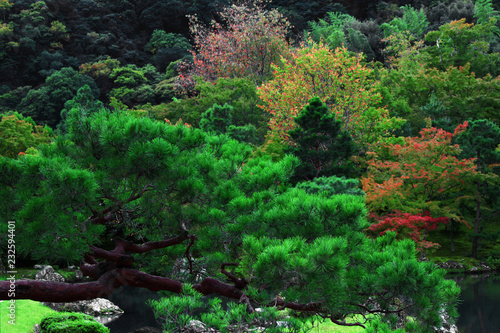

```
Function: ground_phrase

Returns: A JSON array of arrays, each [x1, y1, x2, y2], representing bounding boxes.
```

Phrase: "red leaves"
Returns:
[[176, 3, 291, 93], [362, 122, 477, 218], [367, 211, 449, 250]]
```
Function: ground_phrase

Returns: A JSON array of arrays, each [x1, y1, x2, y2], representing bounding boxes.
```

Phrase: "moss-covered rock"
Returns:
[[39, 312, 109, 333]]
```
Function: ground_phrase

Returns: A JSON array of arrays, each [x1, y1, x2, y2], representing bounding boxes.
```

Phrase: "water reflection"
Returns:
[[101, 274, 500, 333], [453, 274, 500, 333], [104, 286, 163, 333]]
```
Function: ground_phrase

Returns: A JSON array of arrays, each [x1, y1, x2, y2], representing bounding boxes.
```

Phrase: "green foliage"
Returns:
[[59, 84, 105, 134], [34, 51, 79, 79], [423, 18, 500, 77], [226, 124, 257, 145], [0, 107, 460, 330], [296, 176, 365, 197], [380, 5, 430, 39], [199, 103, 258, 144], [199, 103, 233, 135], [455, 119, 500, 254], [308, 11, 355, 50], [149, 285, 309, 333], [150, 77, 268, 142], [0, 111, 52, 157], [307, 12, 377, 60], [146, 30, 189, 54], [456, 119, 500, 172], [145, 30, 191, 71], [40, 312, 109, 333], [19, 67, 99, 128], [380, 39, 500, 134], [474, 0, 500, 24], [285, 97, 359, 182], [108, 64, 168, 106], [240, 232, 459, 331]]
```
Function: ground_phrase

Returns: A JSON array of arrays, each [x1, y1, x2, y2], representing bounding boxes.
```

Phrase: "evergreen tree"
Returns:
[[199, 103, 233, 135], [200, 103, 257, 144], [58, 84, 105, 134], [0, 90, 458, 332], [296, 175, 365, 197], [456, 119, 500, 258], [286, 97, 358, 182]]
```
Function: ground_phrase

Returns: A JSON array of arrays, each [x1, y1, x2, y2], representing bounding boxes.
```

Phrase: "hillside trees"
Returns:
[[423, 18, 500, 77], [379, 22, 500, 135], [150, 77, 269, 143], [380, 5, 429, 39], [307, 11, 381, 61], [0, 108, 459, 331], [19, 67, 99, 127], [0, 112, 52, 157]]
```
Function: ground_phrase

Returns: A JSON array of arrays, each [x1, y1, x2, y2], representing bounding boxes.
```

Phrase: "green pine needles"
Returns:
[[285, 97, 359, 183], [0, 105, 460, 332]]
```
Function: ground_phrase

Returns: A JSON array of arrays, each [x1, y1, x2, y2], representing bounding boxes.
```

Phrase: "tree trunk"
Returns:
[[450, 219, 455, 252], [471, 182, 482, 259]]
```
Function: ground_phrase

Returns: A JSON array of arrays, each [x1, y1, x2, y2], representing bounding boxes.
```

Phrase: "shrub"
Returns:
[[40, 312, 109, 333]]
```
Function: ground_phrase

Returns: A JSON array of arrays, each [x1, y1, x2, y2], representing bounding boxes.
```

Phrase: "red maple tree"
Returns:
[[367, 211, 449, 250], [361, 122, 477, 220]]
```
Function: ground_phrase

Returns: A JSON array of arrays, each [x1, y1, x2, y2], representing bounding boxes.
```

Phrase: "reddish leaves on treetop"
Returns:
[[362, 122, 477, 217], [367, 211, 449, 250], [175, 2, 291, 95]]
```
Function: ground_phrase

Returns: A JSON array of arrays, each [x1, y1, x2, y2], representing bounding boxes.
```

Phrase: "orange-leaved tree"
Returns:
[[361, 122, 477, 220], [257, 42, 404, 150]]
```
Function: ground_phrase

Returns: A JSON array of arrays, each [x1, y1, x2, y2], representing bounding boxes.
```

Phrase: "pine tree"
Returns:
[[285, 97, 358, 182], [0, 107, 459, 331]]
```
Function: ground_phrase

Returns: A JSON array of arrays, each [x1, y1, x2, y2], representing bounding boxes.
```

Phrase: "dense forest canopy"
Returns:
[[1, 0, 500, 332]]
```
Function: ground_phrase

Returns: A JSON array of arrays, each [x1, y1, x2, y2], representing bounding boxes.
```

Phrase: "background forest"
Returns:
[[1, 0, 500, 332]]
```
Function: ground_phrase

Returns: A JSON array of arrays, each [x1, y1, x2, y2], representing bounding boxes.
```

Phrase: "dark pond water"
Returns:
[[454, 273, 500, 333], [101, 274, 500, 333], [104, 286, 163, 333]]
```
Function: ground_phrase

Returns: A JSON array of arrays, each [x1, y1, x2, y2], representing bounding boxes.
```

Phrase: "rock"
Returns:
[[74, 269, 84, 280], [183, 320, 208, 333], [94, 313, 122, 326], [435, 260, 464, 270], [433, 312, 459, 333], [43, 298, 124, 317], [130, 327, 162, 333], [32, 324, 41, 333], [468, 262, 492, 273], [182, 320, 219, 333], [35, 265, 65, 282]]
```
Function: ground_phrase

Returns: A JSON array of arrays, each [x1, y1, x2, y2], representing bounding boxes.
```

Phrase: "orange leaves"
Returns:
[[257, 42, 404, 150], [362, 122, 477, 217]]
